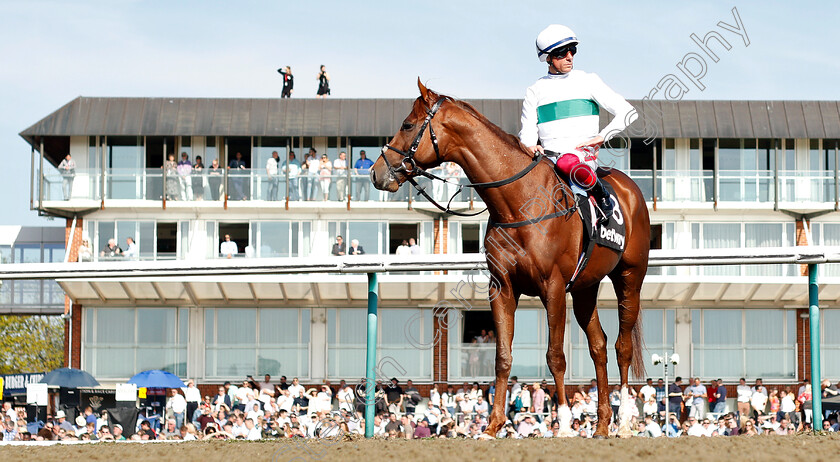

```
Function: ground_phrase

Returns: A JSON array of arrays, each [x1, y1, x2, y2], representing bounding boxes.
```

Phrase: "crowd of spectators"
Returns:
[[56, 147, 468, 204], [3, 376, 838, 443]]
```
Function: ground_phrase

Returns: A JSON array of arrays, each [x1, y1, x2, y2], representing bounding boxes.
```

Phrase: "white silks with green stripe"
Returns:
[[519, 69, 637, 157]]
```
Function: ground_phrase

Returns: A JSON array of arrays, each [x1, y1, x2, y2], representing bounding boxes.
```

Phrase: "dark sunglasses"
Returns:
[[549, 45, 577, 60]]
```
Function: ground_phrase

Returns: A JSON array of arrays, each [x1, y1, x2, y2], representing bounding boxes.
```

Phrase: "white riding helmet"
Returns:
[[535, 25, 579, 62]]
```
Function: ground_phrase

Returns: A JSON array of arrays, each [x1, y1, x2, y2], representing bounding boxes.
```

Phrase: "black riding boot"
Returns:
[[591, 178, 614, 222]]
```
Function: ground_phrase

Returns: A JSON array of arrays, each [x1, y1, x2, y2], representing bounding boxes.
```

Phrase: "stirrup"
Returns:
[[596, 197, 613, 222]]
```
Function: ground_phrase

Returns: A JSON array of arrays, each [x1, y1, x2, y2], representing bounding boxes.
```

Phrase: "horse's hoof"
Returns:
[[593, 434, 606, 440], [476, 433, 495, 441]]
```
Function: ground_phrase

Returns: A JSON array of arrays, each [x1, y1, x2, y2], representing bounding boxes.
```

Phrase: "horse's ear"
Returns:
[[417, 78, 435, 107]]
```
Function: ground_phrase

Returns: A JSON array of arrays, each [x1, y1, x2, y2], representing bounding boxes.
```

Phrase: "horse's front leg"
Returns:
[[572, 284, 611, 438], [481, 282, 519, 439]]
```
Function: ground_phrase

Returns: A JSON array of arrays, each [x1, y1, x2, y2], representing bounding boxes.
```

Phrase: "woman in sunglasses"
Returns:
[[520, 24, 638, 222]]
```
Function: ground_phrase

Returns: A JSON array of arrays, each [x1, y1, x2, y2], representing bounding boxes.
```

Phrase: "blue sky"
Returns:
[[1, 0, 838, 225]]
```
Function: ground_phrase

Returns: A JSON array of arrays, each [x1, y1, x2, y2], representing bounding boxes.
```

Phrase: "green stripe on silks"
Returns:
[[537, 99, 599, 124]]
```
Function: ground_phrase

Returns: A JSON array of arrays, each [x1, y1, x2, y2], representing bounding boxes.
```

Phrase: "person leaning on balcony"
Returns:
[[319, 154, 333, 201], [282, 152, 301, 201], [77, 239, 93, 262], [192, 156, 205, 200], [333, 151, 348, 201], [348, 239, 365, 255], [100, 238, 122, 258], [228, 152, 247, 200], [220, 234, 238, 258], [331, 235, 345, 256], [208, 158, 223, 200], [58, 153, 76, 200], [266, 151, 280, 201], [177, 152, 193, 201], [164, 154, 179, 200], [123, 237, 138, 260], [353, 150, 374, 201]]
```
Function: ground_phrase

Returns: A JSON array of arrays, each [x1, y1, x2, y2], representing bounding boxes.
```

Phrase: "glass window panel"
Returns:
[[259, 222, 291, 257], [45, 244, 65, 263], [329, 308, 366, 378], [701, 223, 740, 275], [18, 245, 41, 263], [179, 221, 190, 259], [718, 139, 743, 170], [139, 221, 155, 260], [259, 309, 298, 343], [301, 222, 311, 257], [348, 222, 382, 254], [745, 310, 782, 345], [137, 308, 176, 344], [97, 222, 115, 259], [209, 308, 257, 377], [702, 310, 742, 345], [96, 309, 135, 345], [823, 310, 840, 378], [379, 308, 432, 379], [258, 309, 307, 377], [745, 223, 783, 276]]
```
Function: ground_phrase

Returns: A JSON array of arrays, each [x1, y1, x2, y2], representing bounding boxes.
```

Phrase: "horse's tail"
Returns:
[[630, 315, 646, 380]]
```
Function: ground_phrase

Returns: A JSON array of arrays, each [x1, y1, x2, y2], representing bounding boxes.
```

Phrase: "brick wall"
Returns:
[[796, 218, 808, 276], [797, 307, 811, 382], [433, 309, 449, 383], [64, 304, 82, 368]]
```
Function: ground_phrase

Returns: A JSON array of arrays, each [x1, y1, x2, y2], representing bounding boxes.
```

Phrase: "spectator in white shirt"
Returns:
[[429, 384, 441, 408], [167, 389, 188, 430], [183, 380, 202, 423], [338, 385, 355, 413], [736, 377, 752, 421], [644, 415, 662, 437], [123, 237, 139, 260], [288, 377, 306, 409], [686, 416, 704, 436], [220, 234, 238, 258], [246, 403, 264, 422]]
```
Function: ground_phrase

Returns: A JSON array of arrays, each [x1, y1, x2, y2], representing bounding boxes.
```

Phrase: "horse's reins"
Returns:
[[379, 98, 570, 221]]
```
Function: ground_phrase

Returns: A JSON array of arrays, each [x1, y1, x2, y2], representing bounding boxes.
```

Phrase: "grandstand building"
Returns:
[[18, 97, 840, 391]]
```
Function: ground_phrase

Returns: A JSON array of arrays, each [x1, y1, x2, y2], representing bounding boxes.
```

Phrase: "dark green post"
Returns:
[[364, 272, 378, 438], [808, 263, 822, 432]]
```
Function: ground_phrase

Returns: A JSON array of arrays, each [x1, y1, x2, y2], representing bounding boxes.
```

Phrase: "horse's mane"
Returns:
[[447, 98, 526, 152]]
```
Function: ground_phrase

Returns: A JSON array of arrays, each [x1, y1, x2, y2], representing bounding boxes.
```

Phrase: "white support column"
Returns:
[[188, 307, 205, 380], [673, 307, 692, 379], [311, 307, 327, 381], [311, 220, 330, 257], [673, 220, 694, 277]]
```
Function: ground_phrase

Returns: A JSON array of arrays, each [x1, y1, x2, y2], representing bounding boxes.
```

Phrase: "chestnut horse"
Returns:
[[371, 81, 649, 438]]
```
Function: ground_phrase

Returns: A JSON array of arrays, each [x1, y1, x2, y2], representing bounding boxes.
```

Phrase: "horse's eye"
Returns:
[[401, 122, 414, 131]]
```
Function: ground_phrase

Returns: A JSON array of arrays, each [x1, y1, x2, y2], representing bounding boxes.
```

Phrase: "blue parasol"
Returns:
[[126, 370, 186, 389], [39, 368, 100, 388]]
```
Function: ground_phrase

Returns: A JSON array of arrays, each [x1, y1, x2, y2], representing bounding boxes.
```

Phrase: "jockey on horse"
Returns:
[[521, 24, 638, 222]]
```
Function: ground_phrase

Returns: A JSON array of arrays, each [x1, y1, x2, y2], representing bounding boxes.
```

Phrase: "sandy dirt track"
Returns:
[[5, 434, 840, 462]]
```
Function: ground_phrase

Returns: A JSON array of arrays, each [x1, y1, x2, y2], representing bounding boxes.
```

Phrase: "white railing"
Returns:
[[1, 246, 840, 280]]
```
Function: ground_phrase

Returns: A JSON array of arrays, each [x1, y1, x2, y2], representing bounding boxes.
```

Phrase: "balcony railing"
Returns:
[[39, 168, 483, 205], [39, 168, 840, 207]]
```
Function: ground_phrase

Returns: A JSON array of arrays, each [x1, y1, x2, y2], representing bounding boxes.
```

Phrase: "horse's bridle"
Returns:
[[380, 98, 446, 180], [379, 97, 548, 217]]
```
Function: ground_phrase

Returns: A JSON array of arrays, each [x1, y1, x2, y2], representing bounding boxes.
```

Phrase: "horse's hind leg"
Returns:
[[540, 281, 572, 436], [609, 264, 646, 437], [482, 283, 519, 439], [572, 284, 611, 438]]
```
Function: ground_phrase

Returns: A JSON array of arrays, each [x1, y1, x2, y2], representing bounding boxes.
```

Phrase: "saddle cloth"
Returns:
[[568, 172, 627, 253]]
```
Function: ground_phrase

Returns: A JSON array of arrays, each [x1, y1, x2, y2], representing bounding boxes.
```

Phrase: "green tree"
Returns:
[[0, 315, 64, 374]]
